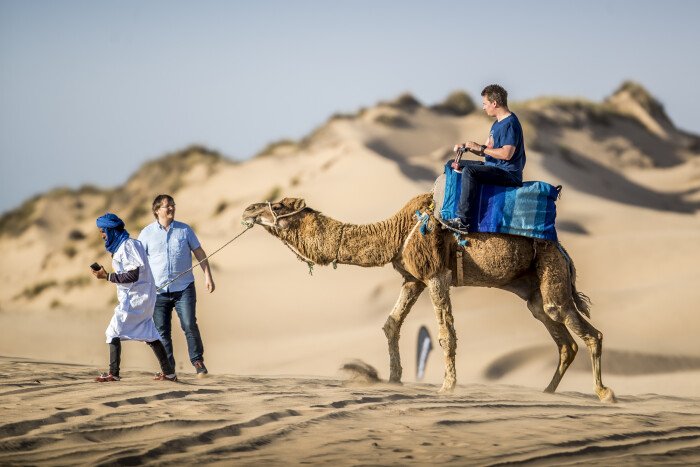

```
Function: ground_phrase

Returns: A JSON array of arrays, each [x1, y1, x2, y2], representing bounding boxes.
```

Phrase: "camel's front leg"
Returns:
[[427, 273, 457, 393], [382, 279, 425, 384]]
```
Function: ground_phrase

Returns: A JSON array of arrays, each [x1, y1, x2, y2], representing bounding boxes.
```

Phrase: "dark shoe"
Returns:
[[153, 372, 178, 382], [193, 360, 208, 378], [95, 372, 120, 382], [445, 218, 469, 232]]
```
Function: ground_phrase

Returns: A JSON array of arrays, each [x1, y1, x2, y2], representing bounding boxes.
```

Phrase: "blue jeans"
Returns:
[[445, 160, 522, 223], [153, 281, 204, 368]]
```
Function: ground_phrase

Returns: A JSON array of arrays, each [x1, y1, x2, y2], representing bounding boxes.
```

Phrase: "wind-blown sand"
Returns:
[[2, 357, 700, 466]]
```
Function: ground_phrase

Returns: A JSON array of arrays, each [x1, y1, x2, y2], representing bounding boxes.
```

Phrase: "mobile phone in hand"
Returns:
[[90, 262, 102, 271]]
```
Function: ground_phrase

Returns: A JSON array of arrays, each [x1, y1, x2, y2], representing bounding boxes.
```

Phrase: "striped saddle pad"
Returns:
[[433, 166, 560, 242]]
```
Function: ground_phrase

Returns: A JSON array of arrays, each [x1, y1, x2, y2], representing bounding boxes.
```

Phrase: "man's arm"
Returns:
[[91, 267, 139, 283], [465, 141, 515, 160], [482, 144, 516, 160], [192, 246, 215, 293], [108, 268, 140, 284]]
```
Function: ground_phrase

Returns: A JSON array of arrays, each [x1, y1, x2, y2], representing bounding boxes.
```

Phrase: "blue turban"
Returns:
[[96, 213, 130, 254]]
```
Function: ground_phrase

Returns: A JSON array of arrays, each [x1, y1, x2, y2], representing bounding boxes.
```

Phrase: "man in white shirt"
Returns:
[[138, 194, 215, 377]]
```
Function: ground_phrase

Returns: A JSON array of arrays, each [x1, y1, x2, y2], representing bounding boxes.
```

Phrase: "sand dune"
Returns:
[[1, 83, 700, 464], [2, 357, 700, 465]]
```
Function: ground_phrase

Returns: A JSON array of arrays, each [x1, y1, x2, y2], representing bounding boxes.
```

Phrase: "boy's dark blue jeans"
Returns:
[[445, 160, 522, 224], [153, 281, 204, 369]]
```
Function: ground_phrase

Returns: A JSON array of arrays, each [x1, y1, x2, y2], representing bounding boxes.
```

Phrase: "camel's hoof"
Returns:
[[388, 379, 403, 386], [597, 387, 617, 403], [438, 384, 455, 394]]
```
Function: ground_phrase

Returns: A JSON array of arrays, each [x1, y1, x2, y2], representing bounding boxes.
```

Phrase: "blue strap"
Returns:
[[415, 210, 432, 236], [453, 232, 468, 246]]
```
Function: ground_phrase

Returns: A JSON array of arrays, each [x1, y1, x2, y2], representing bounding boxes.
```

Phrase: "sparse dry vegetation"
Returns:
[[0, 197, 39, 237], [213, 201, 228, 216], [373, 113, 411, 128], [611, 80, 668, 119], [14, 280, 58, 301], [64, 275, 91, 291], [254, 139, 298, 158], [329, 112, 357, 120], [63, 245, 78, 259], [128, 205, 149, 223], [431, 90, 476, 116], [384, 93, 422, 112], [68, 229, 86, 241]]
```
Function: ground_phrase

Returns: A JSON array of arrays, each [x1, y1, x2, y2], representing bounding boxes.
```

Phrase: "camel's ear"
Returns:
[[280, 197, 306, 211], [293, 199, 306, 211]]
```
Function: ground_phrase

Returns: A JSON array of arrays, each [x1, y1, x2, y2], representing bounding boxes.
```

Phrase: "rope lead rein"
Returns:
[[155, 223, 254, 292]]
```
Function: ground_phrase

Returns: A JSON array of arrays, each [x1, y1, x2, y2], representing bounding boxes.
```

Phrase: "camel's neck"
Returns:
[[270, 204, 422, 268]]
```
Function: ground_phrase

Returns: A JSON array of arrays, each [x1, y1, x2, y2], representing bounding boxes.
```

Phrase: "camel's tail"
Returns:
[[557, 243, 592, 318]]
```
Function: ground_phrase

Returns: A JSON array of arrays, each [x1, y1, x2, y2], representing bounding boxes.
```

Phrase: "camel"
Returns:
[[242, 193, 615, 402]]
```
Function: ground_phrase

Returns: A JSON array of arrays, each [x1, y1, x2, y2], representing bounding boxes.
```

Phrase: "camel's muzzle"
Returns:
[[241, 210, 276, 228]]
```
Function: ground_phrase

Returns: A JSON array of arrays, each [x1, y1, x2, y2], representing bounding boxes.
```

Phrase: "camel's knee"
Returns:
[[564, 313, 603, 350], [585, 331, 603, 354], [437, 330, 456, 353], [560, 342, 578, 366], [543, 303, 566, 323], [382, 317, 396, 339]]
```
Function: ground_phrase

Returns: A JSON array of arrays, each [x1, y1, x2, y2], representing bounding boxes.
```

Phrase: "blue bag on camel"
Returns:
[[440, 165, 560, 242]]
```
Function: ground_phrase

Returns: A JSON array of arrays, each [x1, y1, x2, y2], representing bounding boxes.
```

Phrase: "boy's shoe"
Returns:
[[95, 372, 120, 382], [193, 360, 208, 378], [153, 372, 178, 382]]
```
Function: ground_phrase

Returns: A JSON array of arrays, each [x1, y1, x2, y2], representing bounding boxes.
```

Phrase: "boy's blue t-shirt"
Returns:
[[484, 113, 526, 181]]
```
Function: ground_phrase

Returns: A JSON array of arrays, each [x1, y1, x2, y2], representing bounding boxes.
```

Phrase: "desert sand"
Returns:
[[1, 83, 700, 464], [2, 357, 700, 465]]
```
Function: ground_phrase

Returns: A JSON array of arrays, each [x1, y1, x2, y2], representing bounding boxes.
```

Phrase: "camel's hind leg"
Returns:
[[382, 278, 426, 383], [527, 292, 578, 393], [427, 272, 456, 393], [537, 242, 615, 402], [561, 309, 615, 402]]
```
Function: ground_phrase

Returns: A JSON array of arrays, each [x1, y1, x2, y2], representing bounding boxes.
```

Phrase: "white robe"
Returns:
[[105, 238, 162, 343]]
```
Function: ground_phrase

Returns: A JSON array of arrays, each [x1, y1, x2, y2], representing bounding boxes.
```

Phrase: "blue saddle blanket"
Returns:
[[440, 166, 559, 241]]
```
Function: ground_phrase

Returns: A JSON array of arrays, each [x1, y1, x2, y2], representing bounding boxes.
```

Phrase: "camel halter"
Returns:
[[155, 223, 253, 292], [265, 201, 307, 227], [261, 201, 319, 274]]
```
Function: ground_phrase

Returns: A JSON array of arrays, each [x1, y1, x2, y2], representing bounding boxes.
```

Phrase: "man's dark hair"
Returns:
[[481, 84, 508, 107], [152, 194, 174, 218]]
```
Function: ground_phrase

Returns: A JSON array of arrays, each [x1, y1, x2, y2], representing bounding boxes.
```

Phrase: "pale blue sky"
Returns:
[[1, 0, 699, 214]]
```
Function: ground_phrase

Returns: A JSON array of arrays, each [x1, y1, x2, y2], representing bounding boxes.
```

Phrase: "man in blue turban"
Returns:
[[96, 213, 129, 254], [92, 213, 178, 382]]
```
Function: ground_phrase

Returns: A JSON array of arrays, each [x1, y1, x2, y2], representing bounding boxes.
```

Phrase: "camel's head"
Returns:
[[242, 197, 308, 229]]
